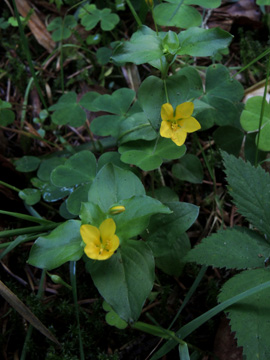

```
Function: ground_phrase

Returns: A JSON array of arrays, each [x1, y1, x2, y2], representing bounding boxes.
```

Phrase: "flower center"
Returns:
[[98, 239, 110, 254], [171, 122, 180, 132]]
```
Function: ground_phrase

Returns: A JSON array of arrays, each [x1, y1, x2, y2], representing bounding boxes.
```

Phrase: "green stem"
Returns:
[[163, 79, 169, 103], [255, 55, 270, 167], [0, 223, 59, 238], [20, 270, 46, 360], [0, 180, 20, 192], [126, 0, 142, 27], [12, 0, 48, 111], [70, 261, 85, 360]]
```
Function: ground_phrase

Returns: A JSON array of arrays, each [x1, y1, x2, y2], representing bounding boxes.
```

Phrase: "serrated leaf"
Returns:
[[218, 268, 270, 360], [86, 240, 155, 322], [222, 151, 270, 238], [186, 227, 269, 269], [28, 220, 83, 270]]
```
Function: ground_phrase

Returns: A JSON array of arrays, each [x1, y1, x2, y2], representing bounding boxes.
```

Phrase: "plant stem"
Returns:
[[255, 54, 270, 166], [70, 261, 85, 360], [126, 0, 142, 27], [0, 180, 20, 192]]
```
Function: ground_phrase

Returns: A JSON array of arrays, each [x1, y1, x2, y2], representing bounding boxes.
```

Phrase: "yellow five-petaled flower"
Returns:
[[160, 102, 201, 146], [80, 218, 120, 261]]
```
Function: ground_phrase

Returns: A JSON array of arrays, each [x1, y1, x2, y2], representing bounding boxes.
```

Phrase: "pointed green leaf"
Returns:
[[172, 154, 203, 183], [88, 164, 145, 212], [28, 220, 83, 270], [86, 240, 155, 322]]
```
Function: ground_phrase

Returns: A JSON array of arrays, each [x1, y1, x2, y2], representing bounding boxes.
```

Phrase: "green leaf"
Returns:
[[172, 154, 203, 184], [119, 138, 186, 171], [103, 302, 128, 329], [184, 0, 221, 7], [113, 195, 172, 240], [155, 233, 191, 276], [213, 126, 244, 156], [47, 15, 77, 41], [0, 100, 15, 125], [79, 4, 119, 31], [186, 227, 269, 269], [37, 157, 66, 182], [97, 152, 130, 171], [144, 201, 199, 257], [15, 156, 41, 172], [96, 47, 112, 65], [0, 17, 9, 29], [19, 188, 41, 206], [118, 112, 157, 144], [79, 91, 101, 112], [51, 150, 96, 187], [79, 202, 105, 226], [66, 183, 92, 215], [148, 187, 179, 203], [177, 27, 233, 57], [240, 96, 270, 151], [86, 240, 155, 322], [222, 151, 270, 238], [28, 220, 83, 270], [112, 26, 163, 65], [138, 69, 203, 129], [218, 268, 270, 360], [197, 65, 244, 129], [49, 92, 86, 127], [256, 0, 270, 4], [88, 164, 145, 212], [154, 3, 201, 29], [90, 88, 136, 137]]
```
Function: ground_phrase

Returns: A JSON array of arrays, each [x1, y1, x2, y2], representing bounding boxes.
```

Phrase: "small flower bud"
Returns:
[[109, 205, 126, 215], [145, 0, 153, 8], [47, 273, 72, 290]]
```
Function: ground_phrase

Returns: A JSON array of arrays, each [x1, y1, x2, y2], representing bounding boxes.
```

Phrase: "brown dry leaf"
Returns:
[[15, 0, 55, 53]]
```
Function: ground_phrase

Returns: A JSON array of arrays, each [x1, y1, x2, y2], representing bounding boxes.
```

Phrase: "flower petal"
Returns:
[[110, 235, 120, 252], [160, 120, 173, 138], [99, 218, 116, 241], [171, 129, 187, 146], [179, 117, 201, 133], [161, 103, 174, 122], [175, 102, 194, 119], [80, 224, 100, 246], [84, 242, 101, 260]]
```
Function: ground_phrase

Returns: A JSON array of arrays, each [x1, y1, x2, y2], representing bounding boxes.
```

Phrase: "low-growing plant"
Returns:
[[1, 0, 270, 359]]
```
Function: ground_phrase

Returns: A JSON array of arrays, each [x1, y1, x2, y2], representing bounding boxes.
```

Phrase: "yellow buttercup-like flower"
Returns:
[[80, 218, 119, 260], [160, 102, 201, 146]]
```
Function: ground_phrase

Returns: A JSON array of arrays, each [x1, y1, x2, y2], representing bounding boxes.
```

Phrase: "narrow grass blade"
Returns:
[[179, 343, 190, 360], [0, 210, 54, 224], [150, 280, 270, 359], [0, 223, 59, 238]]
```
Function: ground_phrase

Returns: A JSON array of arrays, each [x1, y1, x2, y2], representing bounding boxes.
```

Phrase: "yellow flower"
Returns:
[[80, 219, 120, 261], [160, 102, 201, 146]]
